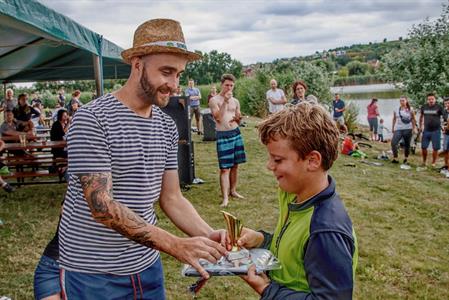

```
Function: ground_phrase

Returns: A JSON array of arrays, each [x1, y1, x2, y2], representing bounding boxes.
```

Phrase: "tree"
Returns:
[[346, 61, 369, 76], [180, 50, 242, 85], [338, 67, 349, 78], [383, 4, 449, 105]]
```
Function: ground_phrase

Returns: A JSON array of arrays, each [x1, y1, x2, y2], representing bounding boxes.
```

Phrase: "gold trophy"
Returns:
[[222, 211, 250, 267]]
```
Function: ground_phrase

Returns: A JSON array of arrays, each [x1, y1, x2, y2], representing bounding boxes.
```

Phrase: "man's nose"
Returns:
[[167, 76, 178, 90]]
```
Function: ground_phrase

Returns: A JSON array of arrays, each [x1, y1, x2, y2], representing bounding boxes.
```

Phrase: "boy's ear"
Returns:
[[306, 150, 323, 171]]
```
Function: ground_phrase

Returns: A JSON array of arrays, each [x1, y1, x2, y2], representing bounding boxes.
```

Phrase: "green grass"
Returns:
[[1, 117, 449, 299]]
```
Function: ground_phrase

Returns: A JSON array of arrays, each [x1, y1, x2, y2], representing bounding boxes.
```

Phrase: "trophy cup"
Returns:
[[222, 211, 250, 267]]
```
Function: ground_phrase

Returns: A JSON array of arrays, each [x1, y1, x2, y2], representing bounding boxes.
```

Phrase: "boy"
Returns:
[[238, 103, 358, 299]]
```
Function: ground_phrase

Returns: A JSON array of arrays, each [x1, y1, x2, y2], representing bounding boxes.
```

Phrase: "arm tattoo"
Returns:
[[79, 173, 156, 248]]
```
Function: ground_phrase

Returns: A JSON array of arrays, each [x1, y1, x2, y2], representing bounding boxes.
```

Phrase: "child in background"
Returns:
[[341, 136, 356, 155], [378, 118, 388, 142], [341, 136, 367, 158], [238, 103, 358, 299]]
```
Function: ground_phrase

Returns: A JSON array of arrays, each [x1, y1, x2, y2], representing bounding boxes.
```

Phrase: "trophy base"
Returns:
[[226, 248, 250, 267]]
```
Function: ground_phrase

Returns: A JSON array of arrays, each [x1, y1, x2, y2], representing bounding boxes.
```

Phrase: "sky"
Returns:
[[38, 0, 445, 65]]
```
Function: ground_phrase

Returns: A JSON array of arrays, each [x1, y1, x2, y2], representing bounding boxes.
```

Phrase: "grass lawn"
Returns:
[[1, 117, 448, 299]]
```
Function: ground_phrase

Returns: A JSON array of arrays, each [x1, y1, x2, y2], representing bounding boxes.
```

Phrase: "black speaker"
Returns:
[[202, 112, 217, 141], [161, 96, 195, 185]]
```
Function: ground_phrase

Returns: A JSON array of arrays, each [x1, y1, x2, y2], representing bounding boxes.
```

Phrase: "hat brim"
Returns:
[[121, 45, 202, 64]]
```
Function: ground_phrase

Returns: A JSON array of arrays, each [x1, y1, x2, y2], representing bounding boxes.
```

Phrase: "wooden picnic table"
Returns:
[[1, 140, 67, 185], [3, 140, 66, 151]]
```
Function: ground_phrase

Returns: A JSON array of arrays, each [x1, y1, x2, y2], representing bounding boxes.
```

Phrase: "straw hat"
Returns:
[[121, 19, 201, 64]]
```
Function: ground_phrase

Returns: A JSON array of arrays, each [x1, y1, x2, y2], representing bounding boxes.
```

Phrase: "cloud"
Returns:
[[38, 0, 445, 64]]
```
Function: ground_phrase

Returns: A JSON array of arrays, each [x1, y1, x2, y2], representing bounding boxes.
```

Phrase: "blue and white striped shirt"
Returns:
[[59, 94, 178, 275]]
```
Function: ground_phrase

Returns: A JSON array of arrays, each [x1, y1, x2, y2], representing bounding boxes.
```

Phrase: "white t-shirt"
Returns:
[[394, 107, 413, 131], [266, 89, 285, 113]]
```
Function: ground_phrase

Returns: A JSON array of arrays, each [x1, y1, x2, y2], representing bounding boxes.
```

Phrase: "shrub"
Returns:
[[40, 90, 57, 108], [234, 73, 268, 117], [344, 101, 360, 133], [79, 92, 94, 104]]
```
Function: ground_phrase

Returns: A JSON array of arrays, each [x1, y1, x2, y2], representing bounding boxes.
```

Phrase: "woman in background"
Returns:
[[367, 98, 380, 141], [391, 96, 416, 164]]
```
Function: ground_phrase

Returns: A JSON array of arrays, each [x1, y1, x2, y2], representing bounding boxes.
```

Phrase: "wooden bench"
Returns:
[[1, 141, 68, 185]]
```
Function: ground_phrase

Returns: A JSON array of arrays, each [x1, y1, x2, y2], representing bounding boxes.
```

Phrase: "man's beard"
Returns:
[[139, 66, 173, 108]]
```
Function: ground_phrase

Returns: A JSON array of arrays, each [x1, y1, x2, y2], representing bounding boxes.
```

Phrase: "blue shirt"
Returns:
[[333, 99, 345, 118], [184, 87, 201, 107]]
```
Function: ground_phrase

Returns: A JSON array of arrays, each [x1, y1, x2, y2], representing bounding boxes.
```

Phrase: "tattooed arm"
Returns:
[[79, 172, 226, 278]]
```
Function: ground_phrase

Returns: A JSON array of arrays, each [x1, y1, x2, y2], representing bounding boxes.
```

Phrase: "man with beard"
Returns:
[[56, 19, 227, 299], [419, 93, 444, 168]]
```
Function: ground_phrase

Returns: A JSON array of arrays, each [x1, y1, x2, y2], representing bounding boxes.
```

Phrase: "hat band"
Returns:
[[141, 41, 188, 51]]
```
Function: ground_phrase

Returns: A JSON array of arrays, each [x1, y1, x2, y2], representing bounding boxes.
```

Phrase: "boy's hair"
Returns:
[[221, 73, 236, 83], [427, 92, 435, 98], [258, 103, 339, 170]]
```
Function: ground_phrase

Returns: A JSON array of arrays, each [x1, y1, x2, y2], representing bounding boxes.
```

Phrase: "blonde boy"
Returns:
[[238, 103, 358, 299]]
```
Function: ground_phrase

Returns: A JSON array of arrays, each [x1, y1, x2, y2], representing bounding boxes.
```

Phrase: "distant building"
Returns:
[[367, 59, 381, 69]]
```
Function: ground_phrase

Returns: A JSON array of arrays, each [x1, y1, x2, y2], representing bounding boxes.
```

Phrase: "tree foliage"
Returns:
[[346, 61, 369, 76], [383, 4, 449, 105], [180, 50, 242, 85]]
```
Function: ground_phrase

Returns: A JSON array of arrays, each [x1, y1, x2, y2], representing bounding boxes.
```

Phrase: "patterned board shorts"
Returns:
[[216, 127, 247, 169]]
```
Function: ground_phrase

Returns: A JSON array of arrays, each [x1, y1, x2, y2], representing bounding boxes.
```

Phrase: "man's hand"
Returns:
[[229, 114, 242, 125], [169, 236, 227, 279], [224, 92, 232, 103], [208, 229, 231, 250], [241, 264, 270, 295], [237, 227, 264, 249]]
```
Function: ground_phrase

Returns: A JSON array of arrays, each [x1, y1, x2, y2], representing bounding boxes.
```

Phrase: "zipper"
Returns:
[[275, 210, 291, 257]]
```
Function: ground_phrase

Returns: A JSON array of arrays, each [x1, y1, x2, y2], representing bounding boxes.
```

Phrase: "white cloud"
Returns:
[[38, 0, 444, 64]]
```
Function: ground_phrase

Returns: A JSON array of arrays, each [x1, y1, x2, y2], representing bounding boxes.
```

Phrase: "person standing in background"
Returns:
[[391, 96, 416, 164], [185, 79, 202, 134], [0, 88, 17, 119], [57, 89, 66, 107], [207, 85, 217, 104], [266, 79, 287, 114], [367, 98, 380, 141], [332, 93, 347, 134], [440, 97, 449, 174], [419, 93, 444, 168]]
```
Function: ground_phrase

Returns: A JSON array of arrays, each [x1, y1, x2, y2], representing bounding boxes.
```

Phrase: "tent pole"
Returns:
[[93, 54, 103, 97], [3, 83, 6, 98]]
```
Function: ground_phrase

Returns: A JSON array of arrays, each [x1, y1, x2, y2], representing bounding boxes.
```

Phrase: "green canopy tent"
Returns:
[[0, 0, 130, 96]]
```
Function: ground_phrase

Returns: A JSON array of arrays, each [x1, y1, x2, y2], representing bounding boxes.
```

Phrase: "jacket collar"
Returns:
[[287, 175, 336, 211]]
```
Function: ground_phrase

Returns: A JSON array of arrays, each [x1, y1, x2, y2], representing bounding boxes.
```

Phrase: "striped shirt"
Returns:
[[59, 94, 179, 275]]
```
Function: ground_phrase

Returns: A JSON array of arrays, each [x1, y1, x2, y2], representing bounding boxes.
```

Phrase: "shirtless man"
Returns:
[[209, 74, 247, 207]]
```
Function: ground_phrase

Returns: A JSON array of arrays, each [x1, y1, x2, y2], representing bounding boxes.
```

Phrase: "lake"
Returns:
[[348, 98, 400, 139]]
